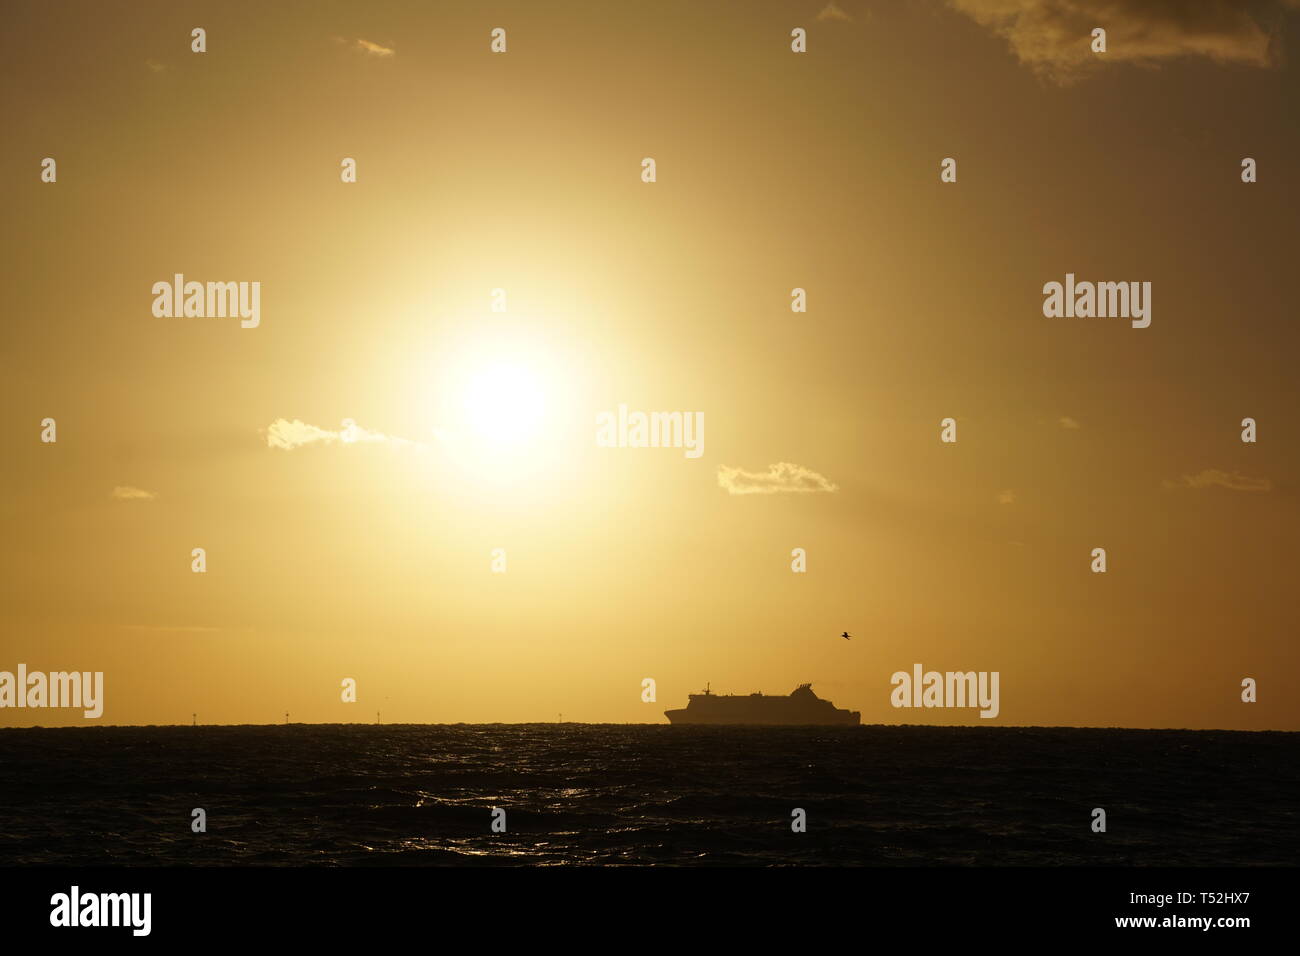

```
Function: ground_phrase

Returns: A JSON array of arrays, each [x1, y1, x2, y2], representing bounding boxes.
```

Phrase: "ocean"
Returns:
[[1, 724, 1295, 866]]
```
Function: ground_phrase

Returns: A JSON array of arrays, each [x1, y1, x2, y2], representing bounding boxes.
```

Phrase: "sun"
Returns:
[[460, 359, 547, 445], [420, 331, 576, 481]]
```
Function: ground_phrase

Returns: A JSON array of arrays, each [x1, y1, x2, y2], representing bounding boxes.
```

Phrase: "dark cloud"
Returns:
[[948, 0, 1299, 83]]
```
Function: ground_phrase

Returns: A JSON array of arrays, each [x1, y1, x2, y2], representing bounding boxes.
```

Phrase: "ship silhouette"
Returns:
[[664, 682, 860, 726]]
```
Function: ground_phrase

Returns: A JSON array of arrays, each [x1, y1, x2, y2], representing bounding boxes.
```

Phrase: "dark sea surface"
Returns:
[[1, 724, 1295, 866]]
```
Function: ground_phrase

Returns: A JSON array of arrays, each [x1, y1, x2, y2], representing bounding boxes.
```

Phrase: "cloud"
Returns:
[[817, 2, 854, 21], [354, 38, 395, 58], [1058, 416, 1081, 429], [145, 59, 167, 74], [717, 462, 839, 495], [111, 486, 156, 501], [1163, 469, 1273, 493], [997, 489, 1017, 505], [264, 418, 422, 451], [947, 0, 1299, 84]]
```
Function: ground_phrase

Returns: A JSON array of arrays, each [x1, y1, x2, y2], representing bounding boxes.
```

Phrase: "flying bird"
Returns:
[[841, 631, 852, 640]]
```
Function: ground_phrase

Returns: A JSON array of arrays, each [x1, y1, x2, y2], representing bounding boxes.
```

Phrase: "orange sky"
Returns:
[[2, 1, 1298, 728]]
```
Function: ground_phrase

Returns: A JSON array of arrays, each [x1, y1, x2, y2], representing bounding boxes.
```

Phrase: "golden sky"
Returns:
[[2, 1, 1298, 728]]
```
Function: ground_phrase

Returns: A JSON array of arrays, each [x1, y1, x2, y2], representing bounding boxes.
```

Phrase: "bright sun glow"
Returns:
[[461, 360, 547, 445]]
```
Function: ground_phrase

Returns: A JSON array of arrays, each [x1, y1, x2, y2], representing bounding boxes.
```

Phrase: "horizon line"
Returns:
[[1, 721, 1295, 734]]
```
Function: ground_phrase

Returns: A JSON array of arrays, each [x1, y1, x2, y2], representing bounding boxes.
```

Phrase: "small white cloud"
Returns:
[[264, 418, 421, 451], [354, 38, 395, 57], [948, 0, 1294, 85], [145, 59, 167, 73], [1163, 469, 1272, 493], [717, 462, 839, 496], [1058, 416, 1081, 429], [817, 2, 854, 22], [112, 486, 156, 501], [997, 489, 1016, 505]]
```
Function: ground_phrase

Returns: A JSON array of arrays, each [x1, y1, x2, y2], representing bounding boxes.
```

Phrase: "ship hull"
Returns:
[[664, 708, 860, 726], [665, 683, 859, 726]]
